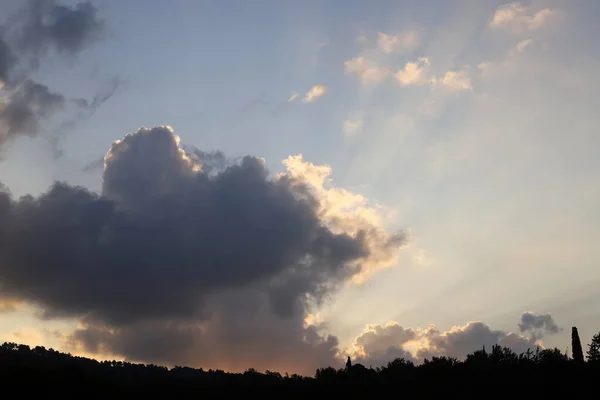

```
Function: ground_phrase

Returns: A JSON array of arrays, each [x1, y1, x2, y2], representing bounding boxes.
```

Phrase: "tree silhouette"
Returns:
[[538, 347, 569, 364], [587, 332, 600, 362], [1, 331, 600, 396], [572, 326, 584, 363]]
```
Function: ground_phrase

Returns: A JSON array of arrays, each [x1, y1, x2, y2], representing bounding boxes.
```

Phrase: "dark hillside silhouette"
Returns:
[[1, 328, 600, 396]]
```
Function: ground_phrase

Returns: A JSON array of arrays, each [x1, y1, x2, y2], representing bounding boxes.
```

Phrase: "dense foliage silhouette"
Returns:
[[1, 327, 600, 396]]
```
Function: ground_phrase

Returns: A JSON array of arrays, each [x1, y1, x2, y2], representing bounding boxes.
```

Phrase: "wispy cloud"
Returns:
[[345, 57, 390, 84], [413, 248, 434, 267], [342, 113, 364, 137], [344, 30, 419, 86], [515, 38, 533, 53], [301, 84, 328, 103], [433, 70, 473, 92], [489, 2, 557, 33], [287, 85, 327, 104], [377, 31, 419, 54]]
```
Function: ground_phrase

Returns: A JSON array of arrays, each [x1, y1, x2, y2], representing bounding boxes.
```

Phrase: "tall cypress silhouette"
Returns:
[[572, 327, 584, 363]]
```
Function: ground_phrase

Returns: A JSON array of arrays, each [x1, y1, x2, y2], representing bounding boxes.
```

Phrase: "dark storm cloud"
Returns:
[[0, 126, 366, 324], [0, 0, 109, 150], [0, 126, 405, 372], [9, 0, 104, 59], [0, 37, 16, 83], [0, 80, 65, 139], [518, 312, 561, 340]]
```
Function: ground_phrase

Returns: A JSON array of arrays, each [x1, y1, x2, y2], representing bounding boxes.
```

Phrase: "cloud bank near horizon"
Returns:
[[350, 312, 561, 368]]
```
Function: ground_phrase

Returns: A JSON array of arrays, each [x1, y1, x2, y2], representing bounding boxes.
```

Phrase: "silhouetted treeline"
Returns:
[[2, 328, 600, 397]]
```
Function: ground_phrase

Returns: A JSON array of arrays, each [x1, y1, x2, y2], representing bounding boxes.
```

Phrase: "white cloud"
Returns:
[[377, 31, 419, 54], [343, 50, 473, 114], [288, 85, 328, 103], [528, 8, 557, 30], [394, 57, 430, 86], [489, 2, 557, 33], [344, 30, 420, 86], [301, 84, 328, 103], [489, 2, 525, 27], [349, 317, 547, 367], [350, 321, 419, 365], [434, 70, 473, 92], [344, 57, 390, 84]]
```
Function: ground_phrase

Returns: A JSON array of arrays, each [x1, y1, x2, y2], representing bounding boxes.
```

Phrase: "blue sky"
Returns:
[[0, 0, 599, 374]]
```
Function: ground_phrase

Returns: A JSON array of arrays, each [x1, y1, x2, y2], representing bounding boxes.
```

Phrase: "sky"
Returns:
[[0, 0, 599, 376]]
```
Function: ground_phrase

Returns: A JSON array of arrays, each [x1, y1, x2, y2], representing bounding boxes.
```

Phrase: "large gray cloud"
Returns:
[[0, 126, 406, 374], [518, 311, 561, 340], [0, 0, 108, 151]]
